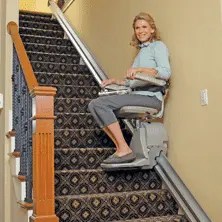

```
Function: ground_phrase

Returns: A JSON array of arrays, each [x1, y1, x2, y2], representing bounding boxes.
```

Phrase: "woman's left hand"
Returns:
[[126, 68, 139, 79]]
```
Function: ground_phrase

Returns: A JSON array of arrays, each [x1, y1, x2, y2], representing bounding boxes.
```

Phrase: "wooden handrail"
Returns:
[[7, 21, 38, 91], [7, 21, 59, 221]]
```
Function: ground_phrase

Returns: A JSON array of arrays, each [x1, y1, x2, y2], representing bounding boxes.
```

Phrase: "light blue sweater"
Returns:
[[130, 41, 171, 101]]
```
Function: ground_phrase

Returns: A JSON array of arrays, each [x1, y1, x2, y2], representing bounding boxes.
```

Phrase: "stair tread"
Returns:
[[55, 112, 91, 115], [20, 33, 66, 40], [31, 59, 81, 65], [35, 71, 89, 75], [114, 215, 187, 222], [56, 189, 170, 199], [55, 97, 92, 100], [24, 42, 74, 48], [45, 84, 98, 87], [19, 26, 64, 33], [55, 128, 118, 132], [27, 51, 79, 57], [55, 147, 114, 150], [31, 60, 83, 66], [55, 168, 108, 173]]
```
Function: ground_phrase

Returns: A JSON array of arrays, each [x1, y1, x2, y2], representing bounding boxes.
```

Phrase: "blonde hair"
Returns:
[[130, 12, 161, 48]]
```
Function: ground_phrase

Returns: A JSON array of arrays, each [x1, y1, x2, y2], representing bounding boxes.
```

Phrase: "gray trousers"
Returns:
[[88, 94, 162, 128]]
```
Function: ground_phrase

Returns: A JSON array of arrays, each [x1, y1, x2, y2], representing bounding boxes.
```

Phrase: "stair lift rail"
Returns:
[[49, 2, 212, 222], [155, 154, 211, 222]]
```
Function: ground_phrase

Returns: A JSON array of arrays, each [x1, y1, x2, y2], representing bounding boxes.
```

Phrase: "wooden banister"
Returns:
[[7, 21, 38, 91], [30, 86, 59, 222], [7, 21, 59, 222]]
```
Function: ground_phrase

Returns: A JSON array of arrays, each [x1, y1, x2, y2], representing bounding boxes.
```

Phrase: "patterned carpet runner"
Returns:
[[19, 11, 188, 222]]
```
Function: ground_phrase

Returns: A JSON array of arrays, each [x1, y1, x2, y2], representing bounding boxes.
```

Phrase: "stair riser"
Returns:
[[19, 14, 59, 24], [55, 113, 98, 129], [32, 62, 90, 74], [55, 170, 162, 196], [27, 53, 81, 64], [55, 86, 100, 99], [19, 21, 63, 32], [54, 129, 131, 148], [55, 129, 114, 148], [36, 73, 98, 87], [54, 113, 126, 130], [19, 27, 64, 38], [21, 35, 72, 47], [24, 43, 77, 55], [55, 98, 91, 114], [55, 148, 114, 170]]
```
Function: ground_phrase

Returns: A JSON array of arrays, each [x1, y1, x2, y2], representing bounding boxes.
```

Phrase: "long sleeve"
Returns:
[[153, 41, 171, 80]]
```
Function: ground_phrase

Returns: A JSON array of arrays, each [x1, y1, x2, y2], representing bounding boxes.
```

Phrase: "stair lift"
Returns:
[[99, 74, 169, 170]]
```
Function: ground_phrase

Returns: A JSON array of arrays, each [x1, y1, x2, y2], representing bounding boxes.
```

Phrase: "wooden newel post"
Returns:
[[30, 86, 59, 222]]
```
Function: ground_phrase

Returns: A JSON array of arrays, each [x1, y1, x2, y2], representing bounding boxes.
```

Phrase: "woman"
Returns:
[[88, 12, 171, 164]]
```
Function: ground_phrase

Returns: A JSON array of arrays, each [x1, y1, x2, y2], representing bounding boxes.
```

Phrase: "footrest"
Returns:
[[101, 158, 151, 171]]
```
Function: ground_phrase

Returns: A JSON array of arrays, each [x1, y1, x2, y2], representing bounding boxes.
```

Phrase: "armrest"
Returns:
[[99, 74, 167, 96], [129, 73, 166, 89], [104, 84, 129, 91], [99, 84, 131, 96]]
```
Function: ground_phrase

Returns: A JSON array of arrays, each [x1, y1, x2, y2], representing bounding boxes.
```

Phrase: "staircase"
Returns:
[[19, 11, 188, 222]]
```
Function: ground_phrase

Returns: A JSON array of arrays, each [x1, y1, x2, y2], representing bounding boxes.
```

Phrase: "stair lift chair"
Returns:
[[99, 74, 169, 170]]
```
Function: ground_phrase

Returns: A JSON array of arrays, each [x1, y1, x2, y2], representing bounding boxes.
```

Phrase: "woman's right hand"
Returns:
[[100, 78, 116, 88]]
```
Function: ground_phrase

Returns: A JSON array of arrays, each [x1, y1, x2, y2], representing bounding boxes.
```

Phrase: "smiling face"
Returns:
[[134, 19, 154, 43]]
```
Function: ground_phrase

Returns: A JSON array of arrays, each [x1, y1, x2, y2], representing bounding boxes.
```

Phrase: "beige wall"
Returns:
[[65, 0, 136, 77], [19, 0, 36, 11], [19, 0, 51, 13], [66, 0, 222, 221]]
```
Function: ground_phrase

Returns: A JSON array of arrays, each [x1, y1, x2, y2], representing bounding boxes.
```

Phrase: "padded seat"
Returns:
[[100, 74, 168, 119], [117, 106, 158, 119]]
